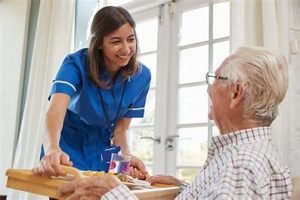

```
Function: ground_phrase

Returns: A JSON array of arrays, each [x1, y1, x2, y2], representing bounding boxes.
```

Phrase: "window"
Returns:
[[175, 0, 230, 181], [77, 0, 230, 181]]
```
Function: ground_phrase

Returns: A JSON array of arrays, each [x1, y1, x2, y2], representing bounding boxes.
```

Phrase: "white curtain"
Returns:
[[6, 0, 75, 199], [230, 0, 292, 167], [231, 0, 289, 54], [0, 0, 30, 195], [288, 0, 300, 176]]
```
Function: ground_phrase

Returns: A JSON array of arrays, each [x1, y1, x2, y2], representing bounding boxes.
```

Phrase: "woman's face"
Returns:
[[100, 23, 136, 72]]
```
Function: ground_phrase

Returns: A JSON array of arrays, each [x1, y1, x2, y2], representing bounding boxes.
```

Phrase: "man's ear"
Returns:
[[229, 81, 245, 108]]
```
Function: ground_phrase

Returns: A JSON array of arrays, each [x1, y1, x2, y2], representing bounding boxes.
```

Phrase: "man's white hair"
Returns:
[[219, 46, 288, 125]]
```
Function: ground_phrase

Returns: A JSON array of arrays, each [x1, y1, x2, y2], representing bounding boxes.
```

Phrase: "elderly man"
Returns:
[[58, 46, 292, 199]]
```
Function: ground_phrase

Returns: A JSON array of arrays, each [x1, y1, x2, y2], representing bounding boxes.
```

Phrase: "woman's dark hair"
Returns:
[[87, 6, 139, 87]]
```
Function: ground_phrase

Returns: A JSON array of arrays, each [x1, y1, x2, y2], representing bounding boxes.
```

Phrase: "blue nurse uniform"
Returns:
[[43, 48, 151, 172]]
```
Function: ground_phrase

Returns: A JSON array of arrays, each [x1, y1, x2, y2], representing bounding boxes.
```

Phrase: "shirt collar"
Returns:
[[208, 126, 272, 158]]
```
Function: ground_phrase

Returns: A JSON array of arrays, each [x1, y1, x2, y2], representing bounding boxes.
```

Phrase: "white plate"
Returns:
[[123, 179, 151, 188]]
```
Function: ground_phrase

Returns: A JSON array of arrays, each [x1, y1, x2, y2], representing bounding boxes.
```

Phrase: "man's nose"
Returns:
[[207, 85, 210, 93]]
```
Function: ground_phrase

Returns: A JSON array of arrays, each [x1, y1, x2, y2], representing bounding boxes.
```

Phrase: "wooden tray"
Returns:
[[6, 169, 179, 200]]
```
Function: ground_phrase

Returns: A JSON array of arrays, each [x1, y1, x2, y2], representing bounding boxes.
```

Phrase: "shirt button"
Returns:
[[111, 123, 114, 127]]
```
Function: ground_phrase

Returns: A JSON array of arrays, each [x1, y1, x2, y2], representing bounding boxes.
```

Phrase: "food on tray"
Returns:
[[60, 165, 148, 187], [82, 170, 106, 177], [82, 170, 134, 183], [116, 173, 134, 183], [60, 165, 84, 178]]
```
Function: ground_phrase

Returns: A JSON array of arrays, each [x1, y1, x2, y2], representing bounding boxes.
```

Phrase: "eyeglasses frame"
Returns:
[[206, 72, 228, 85]]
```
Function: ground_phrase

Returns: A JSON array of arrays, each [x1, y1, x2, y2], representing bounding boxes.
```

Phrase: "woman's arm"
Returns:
[[113, 118, 147, 179], [33, 93, 72, 176], [113, 118, 132, 155], [43, 93, 70, 153]]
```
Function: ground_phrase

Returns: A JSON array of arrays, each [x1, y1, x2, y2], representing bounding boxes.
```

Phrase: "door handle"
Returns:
[[165, 135, 179, 151], [166, 135, 179, 142], [140, 136, 161, 144]]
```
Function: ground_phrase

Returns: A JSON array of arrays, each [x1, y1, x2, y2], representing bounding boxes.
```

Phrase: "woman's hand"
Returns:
[[127, 154, 148, 180], [32, 148, 72, 177], [59, 175, 120, 200], [147, 175, 182, 186]]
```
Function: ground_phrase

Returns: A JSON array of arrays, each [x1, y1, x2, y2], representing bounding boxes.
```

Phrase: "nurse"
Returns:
[[33, 6, 150, 179]]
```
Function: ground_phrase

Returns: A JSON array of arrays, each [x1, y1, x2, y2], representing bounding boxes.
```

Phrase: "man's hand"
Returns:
[[147, 175, 182, 186], [59, 175, 121, 200]]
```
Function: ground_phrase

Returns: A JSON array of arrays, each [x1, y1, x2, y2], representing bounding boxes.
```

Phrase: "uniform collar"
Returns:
[[100, 68, 127, 87]]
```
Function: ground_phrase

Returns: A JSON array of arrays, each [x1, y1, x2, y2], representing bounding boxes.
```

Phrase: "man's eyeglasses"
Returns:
[[206, 72, 228, 85]]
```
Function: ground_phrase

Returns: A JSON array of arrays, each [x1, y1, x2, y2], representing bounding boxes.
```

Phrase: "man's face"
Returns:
[[207, 60, 233, 133]]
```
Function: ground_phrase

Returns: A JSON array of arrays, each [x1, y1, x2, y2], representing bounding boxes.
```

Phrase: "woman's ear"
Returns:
[[230, 81, 245, 108]]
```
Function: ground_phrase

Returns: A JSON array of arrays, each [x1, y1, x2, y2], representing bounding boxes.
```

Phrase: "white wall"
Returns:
[[288, 0, 300, 176], [0, 0, 30, 195]]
